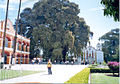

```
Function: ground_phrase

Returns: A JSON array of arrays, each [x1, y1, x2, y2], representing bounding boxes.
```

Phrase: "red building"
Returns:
[[0, 19, 30, 64]]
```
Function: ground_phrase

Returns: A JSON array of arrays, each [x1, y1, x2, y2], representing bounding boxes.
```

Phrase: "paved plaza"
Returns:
[[1, 64, 87, 83]]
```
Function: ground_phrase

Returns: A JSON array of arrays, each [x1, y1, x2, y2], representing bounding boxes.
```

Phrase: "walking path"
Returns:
[[1, 64, 87, 83]]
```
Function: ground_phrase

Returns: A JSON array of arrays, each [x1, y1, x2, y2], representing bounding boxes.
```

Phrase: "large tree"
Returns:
[[16, 0, 92, 61], [99, 28, 119, 62], [101, 0, 119, 21]]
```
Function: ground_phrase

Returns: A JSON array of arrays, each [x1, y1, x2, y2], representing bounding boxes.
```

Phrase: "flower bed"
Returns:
[[65, 68, 90, 83], [108, 62, 119, 75]]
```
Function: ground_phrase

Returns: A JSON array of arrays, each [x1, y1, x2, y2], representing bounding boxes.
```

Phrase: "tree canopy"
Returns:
[[101, 0, 119, 21], [16, 0, 92, 62], [99, 28, 119, 62]]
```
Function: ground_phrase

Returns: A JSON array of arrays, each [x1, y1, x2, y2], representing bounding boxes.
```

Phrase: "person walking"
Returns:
[[47, 59, 52, 75]]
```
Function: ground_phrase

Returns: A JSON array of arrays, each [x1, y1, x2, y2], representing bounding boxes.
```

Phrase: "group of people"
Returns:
[[31, 59, 42, 64]]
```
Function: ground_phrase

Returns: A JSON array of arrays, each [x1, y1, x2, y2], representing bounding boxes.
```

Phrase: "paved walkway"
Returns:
[[1, 64, 87, 83]]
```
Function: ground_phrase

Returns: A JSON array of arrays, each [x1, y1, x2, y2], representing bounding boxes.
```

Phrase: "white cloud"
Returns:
[[88, 7, 104, 12]]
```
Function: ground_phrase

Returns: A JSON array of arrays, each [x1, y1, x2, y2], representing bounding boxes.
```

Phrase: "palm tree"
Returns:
[[2, 0, 9, 64], [12, 0, 22, 64]]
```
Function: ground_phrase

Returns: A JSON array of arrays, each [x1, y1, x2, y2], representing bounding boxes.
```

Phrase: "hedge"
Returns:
[[65, 68, 90, 83], [90, 68, 112, 73]]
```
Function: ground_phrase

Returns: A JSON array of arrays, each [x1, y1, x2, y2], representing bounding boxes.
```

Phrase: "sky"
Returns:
[[0, 0, 119, 48]]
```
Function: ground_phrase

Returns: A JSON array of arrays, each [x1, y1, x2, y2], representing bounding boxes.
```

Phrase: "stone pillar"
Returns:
[[1, 21, 3, 30], [27, 46, 30, 52], [25, 55, 26, 64], [14, 53, 17, 64], [19, 43, 21, 51], [16, 43, 18, 50], [84, 51, 85, 64], [95, 51, 97, 63], [86, 51, 88, 59], [89, 54, 91, 64], [26, 55, 29, 64], [22, 55, 25, 64], [23, 45, 26, 52], [9, 53, 12, 65], [7, 56, 9, 64], [0, 39, 2, 47], [92, 51, 94, 63], [18, 56, 20, 64], [0, 32, 2, 37], [92, 51, 94, 58], [8, 41, 11, 48], [27, 57, 29, 64]]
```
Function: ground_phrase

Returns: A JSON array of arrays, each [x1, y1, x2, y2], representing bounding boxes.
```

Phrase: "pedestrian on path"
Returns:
[[47, 59, 52, 75]]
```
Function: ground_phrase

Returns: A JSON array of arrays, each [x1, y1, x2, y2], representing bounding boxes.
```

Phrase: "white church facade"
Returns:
[[82, 43, 104, 64]]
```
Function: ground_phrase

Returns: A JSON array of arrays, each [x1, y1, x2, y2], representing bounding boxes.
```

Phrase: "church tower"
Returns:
[[96, 43, 102, 51]]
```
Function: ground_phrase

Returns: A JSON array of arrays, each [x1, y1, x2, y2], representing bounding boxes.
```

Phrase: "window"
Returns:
[[17, 43, 19, 50], [12, 40, 14, 48], [7, 23, 10, 29], [5, 38, 8, 47]]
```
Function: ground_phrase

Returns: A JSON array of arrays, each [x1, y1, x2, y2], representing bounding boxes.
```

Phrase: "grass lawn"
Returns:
[[91, 73, 119, 84], [65, 68, 90, 83], [0, 69, 43, 80]]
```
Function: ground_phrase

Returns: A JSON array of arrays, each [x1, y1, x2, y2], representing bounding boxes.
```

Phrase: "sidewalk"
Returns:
[[1, 65, 87, 83]]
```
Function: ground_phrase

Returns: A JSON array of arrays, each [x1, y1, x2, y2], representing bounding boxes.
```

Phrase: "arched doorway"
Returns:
[[5, 36, 11, 48], [4, 54, 7, 64], [4, 51, 10, 64]]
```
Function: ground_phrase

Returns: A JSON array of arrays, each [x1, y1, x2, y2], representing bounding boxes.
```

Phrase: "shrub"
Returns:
[[108, 62, 119, 75], [102, 61, 107, 66], [65, 68, 90, 83], [92, 64, 98, 66], [88, 64, 98, 68], [90, 68, 111, 73]]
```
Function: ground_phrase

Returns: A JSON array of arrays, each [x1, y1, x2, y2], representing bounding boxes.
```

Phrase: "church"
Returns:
[[82, 43, 104, 64]]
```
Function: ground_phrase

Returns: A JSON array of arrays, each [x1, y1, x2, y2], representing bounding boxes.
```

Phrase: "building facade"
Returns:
[[0, 19, 30, 64], [82, 43, 104, 64]]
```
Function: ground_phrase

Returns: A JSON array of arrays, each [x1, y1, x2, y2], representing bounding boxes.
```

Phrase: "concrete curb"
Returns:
[[88, 73, 91, 84]]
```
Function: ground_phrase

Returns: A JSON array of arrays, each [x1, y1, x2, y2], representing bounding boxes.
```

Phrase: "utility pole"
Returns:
[[2, 0, 9, 64]]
